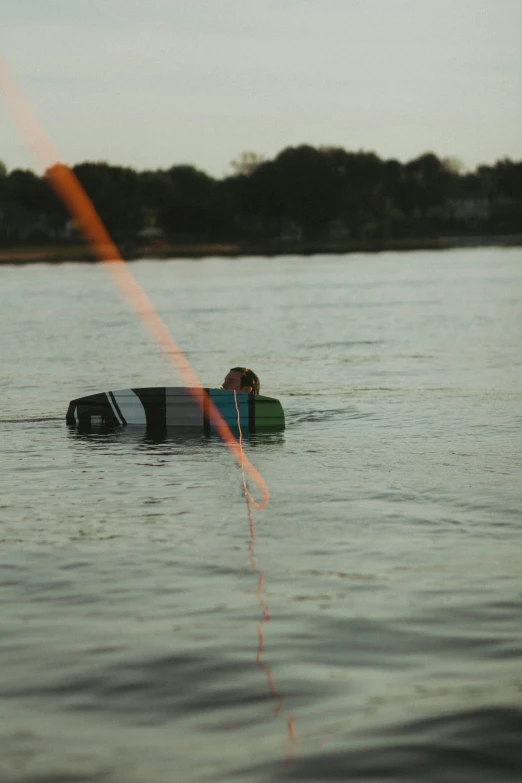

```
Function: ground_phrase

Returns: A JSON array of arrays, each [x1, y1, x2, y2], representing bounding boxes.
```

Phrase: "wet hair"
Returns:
[[230, 367, 260, 395]]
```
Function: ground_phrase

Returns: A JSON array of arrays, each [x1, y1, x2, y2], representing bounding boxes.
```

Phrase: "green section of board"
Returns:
[[254, 395, 285, 431]]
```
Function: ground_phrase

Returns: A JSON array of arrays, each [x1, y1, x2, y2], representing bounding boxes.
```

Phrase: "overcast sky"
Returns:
[[1, 0, 521, 176]]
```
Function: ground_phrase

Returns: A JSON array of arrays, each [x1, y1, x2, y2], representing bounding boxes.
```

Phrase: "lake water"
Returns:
[[1, 248, 521, 782]]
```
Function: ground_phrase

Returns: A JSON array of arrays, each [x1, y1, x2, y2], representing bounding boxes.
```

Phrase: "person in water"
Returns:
[[222, 367, 260, 395]]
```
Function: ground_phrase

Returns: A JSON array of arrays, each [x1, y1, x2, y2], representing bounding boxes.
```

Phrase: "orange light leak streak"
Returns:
[[234, 393, 296, 766], [0, 56, 268, 510]]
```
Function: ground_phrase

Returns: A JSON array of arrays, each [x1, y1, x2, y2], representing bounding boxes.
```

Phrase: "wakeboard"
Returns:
[[66, 387, 285, 434]]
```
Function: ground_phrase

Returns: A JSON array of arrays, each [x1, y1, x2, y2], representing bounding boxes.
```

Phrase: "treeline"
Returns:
[[1, 146, 522, 246]]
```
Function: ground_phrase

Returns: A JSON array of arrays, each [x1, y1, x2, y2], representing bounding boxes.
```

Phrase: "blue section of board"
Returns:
[[209, 389, 250, 432]]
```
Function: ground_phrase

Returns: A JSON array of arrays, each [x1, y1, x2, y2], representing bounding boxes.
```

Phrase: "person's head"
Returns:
[[222, 367, 260, 395]]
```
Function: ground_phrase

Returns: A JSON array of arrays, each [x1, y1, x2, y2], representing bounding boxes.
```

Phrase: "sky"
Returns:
[[1, 0, 521, 177]]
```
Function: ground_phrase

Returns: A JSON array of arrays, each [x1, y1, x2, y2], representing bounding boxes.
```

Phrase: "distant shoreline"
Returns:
[[1, 235, 521, 265]]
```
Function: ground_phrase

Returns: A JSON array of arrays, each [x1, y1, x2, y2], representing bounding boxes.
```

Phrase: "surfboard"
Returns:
[[66, 387, 285, 434]]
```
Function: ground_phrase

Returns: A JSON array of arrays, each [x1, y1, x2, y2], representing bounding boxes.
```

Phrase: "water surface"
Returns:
[[1, 249, 521, 782]]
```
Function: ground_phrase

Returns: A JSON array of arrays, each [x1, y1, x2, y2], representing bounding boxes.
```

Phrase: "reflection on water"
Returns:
[[67, 423, 286, 449]]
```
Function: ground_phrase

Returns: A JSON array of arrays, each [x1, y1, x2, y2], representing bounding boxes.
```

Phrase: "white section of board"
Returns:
[[112, 390, 147, 425]]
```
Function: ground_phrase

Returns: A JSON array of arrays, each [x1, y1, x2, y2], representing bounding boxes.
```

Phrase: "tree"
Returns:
[[72, 162, 143, 238], [271, 145, 341, 239], [230, 151, 265, 176], [158, 165, 216, 238]]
